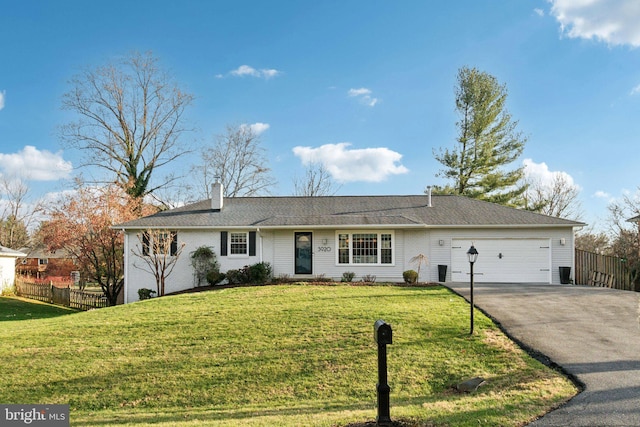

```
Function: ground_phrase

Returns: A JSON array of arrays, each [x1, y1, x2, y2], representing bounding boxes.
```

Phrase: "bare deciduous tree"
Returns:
[[60, 51, 194, 200], [192, 124, 276, 198], [523, 173, 582, 220], [292, 163, 340, 196], [607, 188, 640, 286], [575, 228, 611, 254], [0, 177, 42, 249], [131, 229, 185, 296]]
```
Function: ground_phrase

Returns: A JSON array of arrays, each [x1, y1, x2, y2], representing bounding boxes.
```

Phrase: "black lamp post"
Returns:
[[467, 245, 479, 335]]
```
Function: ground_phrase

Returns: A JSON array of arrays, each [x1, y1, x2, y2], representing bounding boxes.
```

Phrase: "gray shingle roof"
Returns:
[[0, 246, 27, 257], [115, 195, 585, 230]]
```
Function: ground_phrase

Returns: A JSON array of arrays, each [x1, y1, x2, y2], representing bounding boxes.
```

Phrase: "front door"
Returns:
[[295, 232, 313, 274]]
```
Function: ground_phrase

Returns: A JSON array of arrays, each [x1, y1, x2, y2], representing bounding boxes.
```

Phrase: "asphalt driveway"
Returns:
[[445, 282, 640, 427]]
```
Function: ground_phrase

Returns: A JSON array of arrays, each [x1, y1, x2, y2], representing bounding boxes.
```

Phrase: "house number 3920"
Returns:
[[317, 246, 331, 252]]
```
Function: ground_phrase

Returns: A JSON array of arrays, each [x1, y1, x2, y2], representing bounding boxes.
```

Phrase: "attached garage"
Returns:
[[450, 238, 552, 283]]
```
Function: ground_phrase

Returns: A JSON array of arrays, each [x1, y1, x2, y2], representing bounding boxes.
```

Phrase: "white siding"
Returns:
[[271, 230, 294, 278], [124, 229, 262, 303], [401, 230, 431, 282], [123, 225, 577, 303], [0, 256, 17, 291], [268, 229, 420, 282]]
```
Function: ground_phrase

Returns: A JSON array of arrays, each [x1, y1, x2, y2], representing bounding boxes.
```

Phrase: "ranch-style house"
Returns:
[[116, 183, 584, 303]]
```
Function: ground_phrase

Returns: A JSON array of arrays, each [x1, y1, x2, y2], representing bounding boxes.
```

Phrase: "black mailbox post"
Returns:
[[374, 319, 392, 345], [374, 320, 392, 427]]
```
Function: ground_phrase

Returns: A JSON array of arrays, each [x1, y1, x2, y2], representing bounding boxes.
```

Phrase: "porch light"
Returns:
[[467, 245, 479, 335], [467, 245, 478, 263]]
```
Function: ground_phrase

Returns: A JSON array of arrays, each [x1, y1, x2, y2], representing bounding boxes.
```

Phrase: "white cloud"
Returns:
[[241, 122, 270, 136], [348, 88, 372, 97], [292, 142, 408, 183], [548, 0, 640, 47], [534, 8, 545, 17], [348, 87, 379, 107], [0, 146, 73, 181], [0, 90, 5, 110], [229, 65, 281, 79], [630, 84, 640, 95], [594, 190, 612, 199], [523, 158, 579, 189], [260, 69, 280, 79], [231, 65, 259, 77]]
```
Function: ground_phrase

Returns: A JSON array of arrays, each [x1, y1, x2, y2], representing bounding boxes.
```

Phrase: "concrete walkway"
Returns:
[[445, 282, 640, 427]]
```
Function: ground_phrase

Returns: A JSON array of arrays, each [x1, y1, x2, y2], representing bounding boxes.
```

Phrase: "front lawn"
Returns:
[[0, 295, 77, 321], [0, 285, 576, 426]]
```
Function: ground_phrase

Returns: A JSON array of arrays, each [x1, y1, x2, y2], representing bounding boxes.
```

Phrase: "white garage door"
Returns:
[[451, 238, 551, 283]]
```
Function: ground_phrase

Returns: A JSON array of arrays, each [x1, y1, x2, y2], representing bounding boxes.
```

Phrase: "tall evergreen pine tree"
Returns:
[[434, 66, 527, 206]]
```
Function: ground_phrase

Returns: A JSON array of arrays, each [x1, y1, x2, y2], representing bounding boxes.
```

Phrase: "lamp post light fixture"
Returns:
[[467, 245, 479, 335]]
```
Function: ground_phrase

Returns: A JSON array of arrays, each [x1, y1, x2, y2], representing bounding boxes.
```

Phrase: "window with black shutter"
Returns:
[[220, 231, 255, 256], [142, 232, 150, 256], [249, 231, 256, 256], [170, 232, 178, 256], [220, 231, 228, 256]]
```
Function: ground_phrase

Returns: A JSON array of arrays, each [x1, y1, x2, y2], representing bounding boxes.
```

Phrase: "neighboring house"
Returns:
[[116, 183, 585, 303], [16, 245, 78, 280], [0, 246, 27, 292]]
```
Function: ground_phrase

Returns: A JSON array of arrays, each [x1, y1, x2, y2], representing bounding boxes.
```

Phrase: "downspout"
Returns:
[[122, 228, 129, 304], [257, 228, 263, 263]]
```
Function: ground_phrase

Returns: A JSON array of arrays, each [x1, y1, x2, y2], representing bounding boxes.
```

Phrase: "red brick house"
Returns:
[[16, 244, 78, 281]]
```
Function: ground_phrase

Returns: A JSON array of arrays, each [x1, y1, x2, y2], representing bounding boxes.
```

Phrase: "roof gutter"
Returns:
[[113, 223, 582, 232]]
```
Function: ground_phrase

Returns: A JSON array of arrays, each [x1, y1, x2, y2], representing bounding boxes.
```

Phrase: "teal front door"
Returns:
[[295, 232, 312, 274]]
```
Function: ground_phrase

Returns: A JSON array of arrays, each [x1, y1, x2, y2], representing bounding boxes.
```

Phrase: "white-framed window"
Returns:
[[38, 258, 48, 265], [141, 231, 179, 256], [229, 232, 248, 255], [220, 231, 256, 257], [336, 231, 394, 265]]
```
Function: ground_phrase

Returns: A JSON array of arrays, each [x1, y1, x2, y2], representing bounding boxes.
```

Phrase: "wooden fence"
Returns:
[[575, 249, 635, 291], [15, 278, 110, 311]]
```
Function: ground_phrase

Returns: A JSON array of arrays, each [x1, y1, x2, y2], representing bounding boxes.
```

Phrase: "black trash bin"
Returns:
[[438, 265, 447, 282], [559, 266, 571, 284]]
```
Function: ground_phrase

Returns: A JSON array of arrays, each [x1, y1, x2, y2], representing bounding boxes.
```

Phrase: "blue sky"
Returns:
[[1, 0, 639, 232]]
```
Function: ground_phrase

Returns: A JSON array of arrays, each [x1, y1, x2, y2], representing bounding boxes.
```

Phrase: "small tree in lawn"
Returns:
[[410, 254, 429, 283], [131, 229, 185, 296]]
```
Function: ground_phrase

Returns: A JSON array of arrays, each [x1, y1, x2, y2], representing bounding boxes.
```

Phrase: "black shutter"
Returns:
[[142, 232, 150, 256], [170, 232, 178, 256], [220, 231, 228, 256], [249, 231, 256, 256]]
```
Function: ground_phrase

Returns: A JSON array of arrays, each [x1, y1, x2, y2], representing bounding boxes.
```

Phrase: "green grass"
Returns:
[[0, 285, 576, 426], [0, 296, 77, 321]]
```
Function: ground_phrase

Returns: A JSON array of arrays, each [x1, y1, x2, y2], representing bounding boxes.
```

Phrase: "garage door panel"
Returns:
[[451, 239, 551, 283]]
